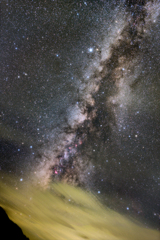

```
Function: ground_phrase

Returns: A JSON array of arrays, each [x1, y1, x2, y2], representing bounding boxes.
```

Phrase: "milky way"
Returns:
[[1, 0, 160, 228]]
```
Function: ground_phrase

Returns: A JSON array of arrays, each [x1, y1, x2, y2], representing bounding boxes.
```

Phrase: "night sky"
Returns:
[[1, 0, 160, 229]]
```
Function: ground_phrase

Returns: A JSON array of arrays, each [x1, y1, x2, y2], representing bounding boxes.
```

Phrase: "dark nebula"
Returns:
[[1, 0, 160, 230]]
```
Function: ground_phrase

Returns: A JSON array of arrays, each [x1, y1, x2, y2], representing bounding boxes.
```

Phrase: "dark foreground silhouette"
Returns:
[[0, 207, 29, 240]]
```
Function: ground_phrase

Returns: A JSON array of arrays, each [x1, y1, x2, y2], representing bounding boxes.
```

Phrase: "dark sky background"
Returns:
[[1, 0, 160, 229]]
